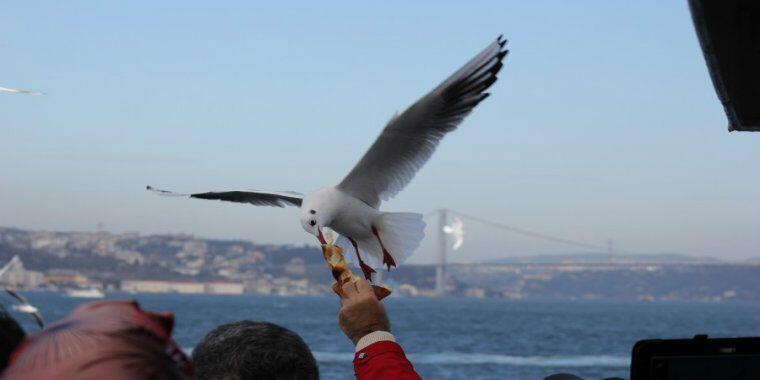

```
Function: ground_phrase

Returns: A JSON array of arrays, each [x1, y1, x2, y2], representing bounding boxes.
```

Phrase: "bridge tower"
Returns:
[[435, 209, 448, 297]]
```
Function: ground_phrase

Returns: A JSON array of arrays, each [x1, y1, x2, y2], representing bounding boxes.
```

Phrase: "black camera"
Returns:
[[631, 335, 760, 380]]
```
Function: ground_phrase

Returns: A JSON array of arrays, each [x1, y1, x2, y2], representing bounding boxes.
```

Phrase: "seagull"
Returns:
[[149, 36, 508, 281], [0, 85, 43, 95], [5, 289, 44, 328], [443, 217, 465, 251]]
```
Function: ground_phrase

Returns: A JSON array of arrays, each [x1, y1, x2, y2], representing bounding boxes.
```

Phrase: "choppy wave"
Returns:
[[314, 352, 629, 367], [186, 348, 628, 368]]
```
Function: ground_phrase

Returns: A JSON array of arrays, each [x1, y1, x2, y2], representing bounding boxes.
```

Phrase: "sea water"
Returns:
[[7, 292, 760, 379]]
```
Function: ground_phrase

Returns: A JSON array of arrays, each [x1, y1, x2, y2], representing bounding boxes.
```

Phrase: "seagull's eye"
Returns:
[[309, 220, 316, 226]]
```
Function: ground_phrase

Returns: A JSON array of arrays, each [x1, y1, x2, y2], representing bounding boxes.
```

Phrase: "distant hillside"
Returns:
[[4, 226, 760, 301], [0, 226, 443, 291], [451, 262, 760, 301], [0, 226, 326, 282], [485, 252, 724, 265]]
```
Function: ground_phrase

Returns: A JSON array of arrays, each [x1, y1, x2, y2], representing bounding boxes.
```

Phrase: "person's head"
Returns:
[[193, 320, 319, 380], [0, 306, 25, 370], [1, 300, 191, 380], [543, 374, 585, 380]]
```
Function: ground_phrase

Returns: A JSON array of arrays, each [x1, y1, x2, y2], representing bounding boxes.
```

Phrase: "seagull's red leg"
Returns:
[[348, 237, 375, 281], [371, 226, 396, 270]]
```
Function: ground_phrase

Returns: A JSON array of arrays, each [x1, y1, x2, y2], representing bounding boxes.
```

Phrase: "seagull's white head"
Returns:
[[300, 208, 324, 241], [299, 189, 337, 244], [301, 196, 332, 244]]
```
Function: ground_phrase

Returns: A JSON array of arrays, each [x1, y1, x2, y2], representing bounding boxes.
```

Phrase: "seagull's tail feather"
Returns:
[[341, 212, 425, 271], [374, 212, 426, 268]]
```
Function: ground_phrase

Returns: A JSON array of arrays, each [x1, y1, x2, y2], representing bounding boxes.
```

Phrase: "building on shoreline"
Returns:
[[121, 280, 244, 295], [0, 256, 44, 289]]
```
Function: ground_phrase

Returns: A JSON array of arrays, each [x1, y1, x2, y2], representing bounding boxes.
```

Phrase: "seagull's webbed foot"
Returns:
[[371, 226, 397, 271], [360, 262, 376, 281], [382, 251, 396, 271], [348, 237, 375, 281]]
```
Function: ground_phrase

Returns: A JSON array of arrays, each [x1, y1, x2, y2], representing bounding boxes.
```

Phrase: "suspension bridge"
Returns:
[[424, 209, 638, 296]]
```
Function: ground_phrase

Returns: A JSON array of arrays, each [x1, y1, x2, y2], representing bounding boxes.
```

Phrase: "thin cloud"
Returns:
[[0, 85, 44, 95]]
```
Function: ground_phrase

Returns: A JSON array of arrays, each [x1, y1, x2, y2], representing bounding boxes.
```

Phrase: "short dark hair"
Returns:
[[193, 321, 319, 380], [0, 306, 26, 370]]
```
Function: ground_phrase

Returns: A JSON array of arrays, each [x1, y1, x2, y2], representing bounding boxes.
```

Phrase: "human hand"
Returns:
[[337, 279, 390, 345]]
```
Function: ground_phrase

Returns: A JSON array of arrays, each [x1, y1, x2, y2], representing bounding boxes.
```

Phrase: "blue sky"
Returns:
[[1, 1, 758, 263]]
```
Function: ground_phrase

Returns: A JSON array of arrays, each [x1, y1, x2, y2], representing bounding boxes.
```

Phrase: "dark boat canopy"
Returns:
[[689, 0, 760, 132]]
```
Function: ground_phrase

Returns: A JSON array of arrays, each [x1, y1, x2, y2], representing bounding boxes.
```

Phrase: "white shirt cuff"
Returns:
[[355, 331, 396, 352]]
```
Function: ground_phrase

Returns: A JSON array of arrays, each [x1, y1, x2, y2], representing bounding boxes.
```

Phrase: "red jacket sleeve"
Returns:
[[354, 340, 422, 380]]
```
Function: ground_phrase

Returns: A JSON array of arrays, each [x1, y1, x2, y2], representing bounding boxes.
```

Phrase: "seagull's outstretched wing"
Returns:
[[5, 289, 28, 305], [147, 186, 303, 207], [0, 86, 43, 95], [338, 36, 508, 207]]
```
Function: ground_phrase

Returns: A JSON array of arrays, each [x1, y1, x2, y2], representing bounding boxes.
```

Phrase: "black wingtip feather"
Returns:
[[468, 92, 490, 110], [492, 61, 504, 75], [445, 36, 509, 101], [482, 75, 498, 89]]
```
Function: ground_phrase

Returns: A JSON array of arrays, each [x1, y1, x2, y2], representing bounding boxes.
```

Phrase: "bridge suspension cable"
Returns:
[[426, 209, 632, 254]]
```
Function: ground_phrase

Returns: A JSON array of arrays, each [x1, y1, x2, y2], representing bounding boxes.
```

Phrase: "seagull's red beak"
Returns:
[[317, 227, 327, 245]]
